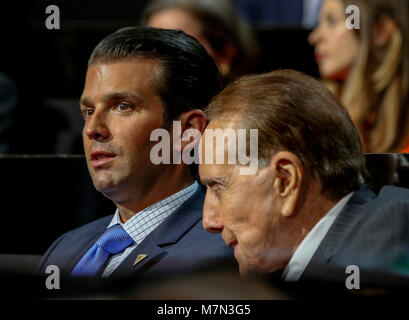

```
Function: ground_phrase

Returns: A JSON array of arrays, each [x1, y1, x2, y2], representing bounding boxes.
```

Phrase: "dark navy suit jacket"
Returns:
[[37, 187, 234, 278], [300, 185, 409, 285]]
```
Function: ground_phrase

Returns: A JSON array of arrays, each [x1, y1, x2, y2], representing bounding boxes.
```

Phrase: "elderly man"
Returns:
[[199, 69, 409, 285], [37, 27, 233, 278]]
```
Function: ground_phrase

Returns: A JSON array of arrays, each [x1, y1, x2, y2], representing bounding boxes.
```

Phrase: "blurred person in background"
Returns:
[[309, 0, 409, 153], [143, 0, 260, 85], [235, 0, 322, 29]]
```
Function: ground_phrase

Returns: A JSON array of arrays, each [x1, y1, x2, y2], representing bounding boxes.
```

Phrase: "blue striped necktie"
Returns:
[[71, 224, 134, 277]]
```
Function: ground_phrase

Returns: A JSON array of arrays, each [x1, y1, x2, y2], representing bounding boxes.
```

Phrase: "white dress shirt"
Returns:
[[282, 192, 354, 281], [102, 181, 199, 277]]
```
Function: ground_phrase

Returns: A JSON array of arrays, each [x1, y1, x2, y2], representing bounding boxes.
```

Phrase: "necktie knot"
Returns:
[[71, 224, 134, 277], [96, 224, 134, 254]]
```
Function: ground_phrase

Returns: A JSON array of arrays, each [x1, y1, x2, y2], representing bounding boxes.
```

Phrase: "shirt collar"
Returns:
[[107, 181, 199, 244], [282, 191, 354, 281]]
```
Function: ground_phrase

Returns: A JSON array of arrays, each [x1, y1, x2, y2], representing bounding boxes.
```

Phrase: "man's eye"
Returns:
[[326, 15, 338, 26], [116, 102, 133, 112], [82, 108, 94, 118]]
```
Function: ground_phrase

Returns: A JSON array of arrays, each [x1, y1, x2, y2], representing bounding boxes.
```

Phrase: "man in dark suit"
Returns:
[[199, 69, 409, 287], [37, 27, 233, 278]]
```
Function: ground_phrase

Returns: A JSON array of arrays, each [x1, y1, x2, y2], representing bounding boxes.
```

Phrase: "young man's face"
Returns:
[[80, 58, 167, 204]]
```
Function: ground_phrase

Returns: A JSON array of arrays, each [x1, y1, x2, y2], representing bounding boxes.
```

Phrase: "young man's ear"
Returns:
[[176, 109, 208, 151], [271, 151, 304, 218]]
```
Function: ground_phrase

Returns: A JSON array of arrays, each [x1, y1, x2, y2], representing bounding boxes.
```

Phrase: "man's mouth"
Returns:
[[315, 52, 325, 63], [90, 151, 117, 168]]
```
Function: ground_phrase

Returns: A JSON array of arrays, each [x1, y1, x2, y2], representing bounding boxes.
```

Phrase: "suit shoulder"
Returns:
[[354, 186, 409, 241], [372, 186, 409, 215], [37, 215, 113, 274], [377, 186, 409, 201], [44, 214, 113, 249]]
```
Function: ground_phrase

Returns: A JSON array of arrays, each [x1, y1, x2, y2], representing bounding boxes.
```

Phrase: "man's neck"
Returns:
[[289, 181, 339, 258], [116, 173, 195, 223]]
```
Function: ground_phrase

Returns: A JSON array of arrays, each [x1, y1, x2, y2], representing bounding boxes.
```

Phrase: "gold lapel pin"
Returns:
[[133, 254, 148, 266]]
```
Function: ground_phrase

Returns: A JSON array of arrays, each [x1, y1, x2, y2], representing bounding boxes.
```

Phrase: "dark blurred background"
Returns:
[[0, 0, 319, 155]]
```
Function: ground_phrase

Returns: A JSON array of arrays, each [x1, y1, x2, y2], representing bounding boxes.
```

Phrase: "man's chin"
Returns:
[[239, 265, 249, 276], [92, 177, 119, 195]]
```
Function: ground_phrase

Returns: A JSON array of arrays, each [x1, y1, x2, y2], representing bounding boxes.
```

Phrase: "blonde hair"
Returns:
[[338, 0, 409, 152]]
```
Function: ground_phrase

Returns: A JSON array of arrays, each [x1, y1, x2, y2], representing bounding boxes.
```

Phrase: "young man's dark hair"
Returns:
[[89, 26, 222, 122]]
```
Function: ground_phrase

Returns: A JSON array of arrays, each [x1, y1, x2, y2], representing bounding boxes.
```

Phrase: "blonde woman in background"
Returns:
[[309, 0, 409, 153]]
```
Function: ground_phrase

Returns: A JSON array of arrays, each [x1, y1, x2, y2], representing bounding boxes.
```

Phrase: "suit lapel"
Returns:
[[57, 216, 112, 276], [110, 236, 167, 277], [61, 232, 104, 276], [110, 187, 205, 277]]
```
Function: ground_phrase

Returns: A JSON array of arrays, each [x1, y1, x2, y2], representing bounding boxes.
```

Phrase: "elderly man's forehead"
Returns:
[[199, 119, 244, 173], [200, 119, 238, 152], [207, 113, 243, 129]]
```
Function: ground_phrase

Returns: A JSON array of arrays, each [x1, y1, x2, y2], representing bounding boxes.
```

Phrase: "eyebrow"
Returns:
[[79, 91, 142, 108], [79, 97, 93, 108], [200, 176, 227, 186]]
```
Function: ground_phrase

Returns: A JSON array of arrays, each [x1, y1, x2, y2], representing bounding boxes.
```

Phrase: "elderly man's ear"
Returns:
[[271, 151, 304, 218], [176, 110, 208, 151]]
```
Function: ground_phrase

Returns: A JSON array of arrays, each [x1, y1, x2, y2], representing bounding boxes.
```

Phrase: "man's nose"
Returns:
[[308, 25, 322, 46], [85, 110, 110, 141], [202, 201, 224, 234]]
